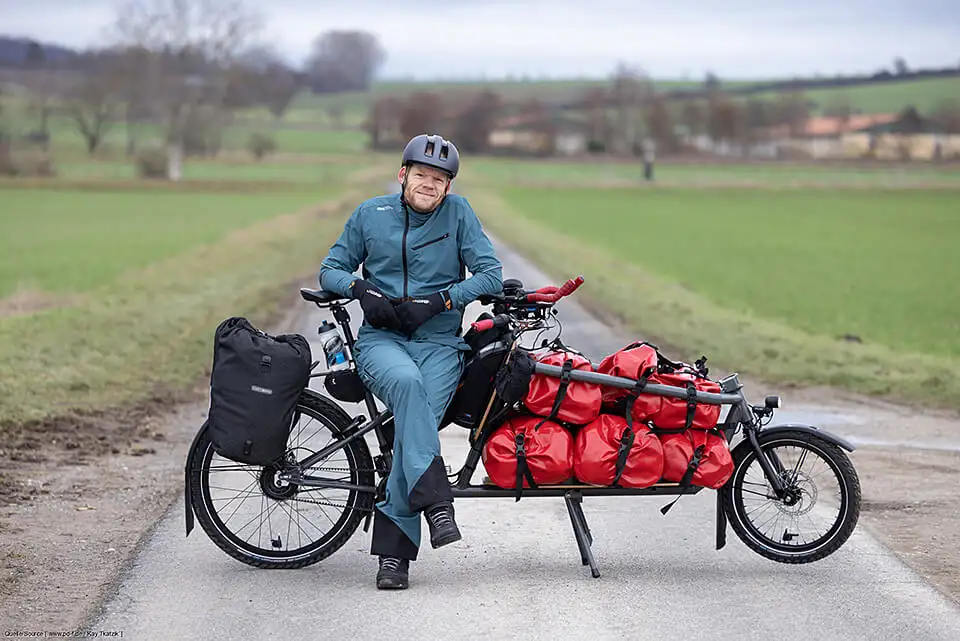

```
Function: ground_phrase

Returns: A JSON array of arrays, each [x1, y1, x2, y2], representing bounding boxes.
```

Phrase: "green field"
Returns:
[[0, 154, 390, 425], [495, 187, 960, 357], [463, 175, 960, 407], [52, 157, 356, 182], [462, 158, 960, 188], [0, 188, 339, 297]]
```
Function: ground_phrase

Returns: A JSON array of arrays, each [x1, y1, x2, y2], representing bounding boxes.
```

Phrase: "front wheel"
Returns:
[[188, 391, 376, 569], [722, 430, 860, 564]]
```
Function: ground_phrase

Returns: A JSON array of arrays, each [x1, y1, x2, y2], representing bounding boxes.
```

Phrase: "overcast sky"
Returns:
[[2, 0, 958, 80]]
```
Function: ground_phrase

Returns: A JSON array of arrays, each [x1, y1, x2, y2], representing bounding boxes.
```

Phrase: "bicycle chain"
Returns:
[[280, 466, 378, 512]]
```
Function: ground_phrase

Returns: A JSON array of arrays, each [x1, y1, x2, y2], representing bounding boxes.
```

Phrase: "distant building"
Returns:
[[488, 111, 588, 157]]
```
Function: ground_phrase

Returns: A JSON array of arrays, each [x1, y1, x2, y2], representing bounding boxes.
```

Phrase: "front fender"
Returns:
[[760, 423, 856, 452], [184, 419, 210, 537]]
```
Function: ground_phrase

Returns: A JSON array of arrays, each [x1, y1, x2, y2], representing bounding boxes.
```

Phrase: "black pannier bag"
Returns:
[[208, 317, 312, 465], [443, 326, 514, 429]]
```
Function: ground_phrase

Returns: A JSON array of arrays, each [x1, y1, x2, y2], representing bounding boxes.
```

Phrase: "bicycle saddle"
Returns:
[[300, 288, 349, 304]]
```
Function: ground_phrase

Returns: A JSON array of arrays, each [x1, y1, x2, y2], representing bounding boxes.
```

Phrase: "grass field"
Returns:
[[462, 158, 960, 188], [0, 155, 390, 425], [0, 188, 340, 297], [52, 157, 357, 182], [495, 186, 960, 357], [461, 171, 960, 407]]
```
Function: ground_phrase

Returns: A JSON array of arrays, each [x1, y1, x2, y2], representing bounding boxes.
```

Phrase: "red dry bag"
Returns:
[[597, 342, 658, 403], [632, 368, 722, 430], [659, 429, 734, 489], [482, 416, 574, 500], [573, 414, 664, 488], [524, 350, 602, 425]]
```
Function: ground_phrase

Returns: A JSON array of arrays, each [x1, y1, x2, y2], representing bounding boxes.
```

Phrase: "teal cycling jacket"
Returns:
[[319, 192, 503, 346]]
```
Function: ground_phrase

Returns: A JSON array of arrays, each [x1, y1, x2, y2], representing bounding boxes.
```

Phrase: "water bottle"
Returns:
[[317, 321, 348, 370]]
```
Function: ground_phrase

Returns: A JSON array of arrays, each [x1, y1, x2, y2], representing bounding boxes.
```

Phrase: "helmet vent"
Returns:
[[424, 141, 435, 156], [439, 145, 449, 160]]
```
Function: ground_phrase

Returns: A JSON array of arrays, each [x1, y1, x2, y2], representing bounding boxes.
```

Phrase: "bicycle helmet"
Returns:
[[401, 134, 460, 178]]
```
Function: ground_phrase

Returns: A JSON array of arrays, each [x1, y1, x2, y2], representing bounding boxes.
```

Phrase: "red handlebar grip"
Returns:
[[526, 275, 584, 303], [557, 275, 584, 297], [471, 319, 496, 332]]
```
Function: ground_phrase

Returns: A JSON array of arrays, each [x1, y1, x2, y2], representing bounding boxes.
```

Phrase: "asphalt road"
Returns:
[[89, 237, 960, 641]]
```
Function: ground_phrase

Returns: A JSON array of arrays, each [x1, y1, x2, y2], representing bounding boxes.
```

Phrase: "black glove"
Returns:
[[351, 279, 401, 331], [395, 291, 452, 335]]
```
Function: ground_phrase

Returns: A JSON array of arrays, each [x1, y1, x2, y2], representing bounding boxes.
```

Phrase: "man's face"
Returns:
[[399, 163, 452, 213]]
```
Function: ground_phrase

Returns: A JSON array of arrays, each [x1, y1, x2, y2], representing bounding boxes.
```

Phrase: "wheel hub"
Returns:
[[260, 463, 299, 501], [776, 470, 817, 516]]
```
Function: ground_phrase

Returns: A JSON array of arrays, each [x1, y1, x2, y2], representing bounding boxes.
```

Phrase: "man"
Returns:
[[318, 134, 503, 590]]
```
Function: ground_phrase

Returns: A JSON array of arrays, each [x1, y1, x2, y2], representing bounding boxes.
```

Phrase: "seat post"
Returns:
[[330, 304, 356, 349]]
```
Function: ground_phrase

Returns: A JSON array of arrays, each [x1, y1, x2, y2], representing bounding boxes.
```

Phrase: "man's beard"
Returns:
[[404, 186, 444, 213]]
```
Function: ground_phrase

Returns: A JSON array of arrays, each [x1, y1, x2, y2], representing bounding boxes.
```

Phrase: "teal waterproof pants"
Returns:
[[355, 328, 465, 560]]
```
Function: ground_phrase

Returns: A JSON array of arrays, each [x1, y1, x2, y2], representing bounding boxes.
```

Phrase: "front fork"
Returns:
[[729, 396, 789, 497], [745, 427, 789, 497]]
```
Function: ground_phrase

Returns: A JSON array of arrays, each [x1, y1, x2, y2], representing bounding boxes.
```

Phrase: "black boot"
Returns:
[[425, 502, 462, 549], [376, 556, 409, 590]]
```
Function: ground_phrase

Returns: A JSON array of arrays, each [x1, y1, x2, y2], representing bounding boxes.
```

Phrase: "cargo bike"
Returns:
[[184, 275, 861, 578]]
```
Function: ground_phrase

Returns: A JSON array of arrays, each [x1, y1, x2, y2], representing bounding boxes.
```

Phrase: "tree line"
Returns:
[[0, 0, 386, 157], [367, 62, 960, 159]]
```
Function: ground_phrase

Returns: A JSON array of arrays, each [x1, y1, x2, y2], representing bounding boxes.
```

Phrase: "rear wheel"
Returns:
[[722, 430, 860, 564], [188, 392, 376, 569]]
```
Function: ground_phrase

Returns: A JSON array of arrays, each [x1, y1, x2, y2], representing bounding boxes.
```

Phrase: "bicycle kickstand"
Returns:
[[564, 490, 601, 578]]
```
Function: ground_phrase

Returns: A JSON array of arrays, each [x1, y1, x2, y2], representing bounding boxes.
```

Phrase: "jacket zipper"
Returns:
[[411, 233, 450, 251], [401, 208, 410, 299]]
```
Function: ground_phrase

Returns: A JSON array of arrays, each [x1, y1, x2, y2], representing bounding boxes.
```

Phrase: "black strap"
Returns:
[[684, 381, 698, 430], [612, 426, 635, 487], [679, 444, 705, 488], [514, 432, 538, 502], [660, 443, 706, 515], [533, 358, 574, 432]]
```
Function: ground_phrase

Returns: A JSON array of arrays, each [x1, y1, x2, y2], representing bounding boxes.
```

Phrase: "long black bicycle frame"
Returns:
[[295, 298, 794, 499]]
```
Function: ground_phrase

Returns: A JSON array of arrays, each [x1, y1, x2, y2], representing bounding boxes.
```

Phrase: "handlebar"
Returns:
[[469, 275, 585, 332], [525, 275, 584, 303], [470, 314, 510, 333]]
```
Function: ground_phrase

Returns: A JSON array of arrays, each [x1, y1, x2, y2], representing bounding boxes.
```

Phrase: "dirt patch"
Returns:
[[853, 447, 960, 603], [0, 286, 310, 632], [0, 289, 70, 318]]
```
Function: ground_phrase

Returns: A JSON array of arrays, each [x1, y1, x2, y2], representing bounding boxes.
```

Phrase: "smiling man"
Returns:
[[318, 134, 503, 590]]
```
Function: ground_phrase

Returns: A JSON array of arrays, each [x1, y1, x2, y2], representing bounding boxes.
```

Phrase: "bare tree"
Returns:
[[773, 90, 810, 138], [225, 46, 301, 119], [680, 100, 705, 137], [366, 95, 403, 149], [63, 53, 125, 154], [707, 93, 744, 144], [644, 95, 676, 152], [111, 0, 263, 178], [451, 90, 502, 153], [305, 31, 385, 94], [609, 62, 653, 156], [580, 86, 609, 149], [399, 91, 444, 142]]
